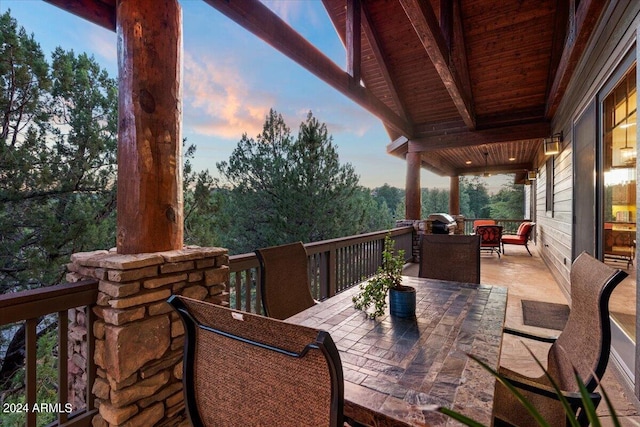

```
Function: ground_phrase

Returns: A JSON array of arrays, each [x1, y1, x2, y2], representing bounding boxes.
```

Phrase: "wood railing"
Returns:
[[228, 227, 414, 314], [0, 279, 99, 427], [462, 218, 526, 235]]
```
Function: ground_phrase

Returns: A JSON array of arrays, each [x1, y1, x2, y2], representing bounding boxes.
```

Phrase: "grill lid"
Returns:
[[427, 213, 455, 224]]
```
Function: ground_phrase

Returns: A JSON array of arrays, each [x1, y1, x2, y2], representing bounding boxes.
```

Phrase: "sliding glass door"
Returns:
[[600, 59, 637, 384]]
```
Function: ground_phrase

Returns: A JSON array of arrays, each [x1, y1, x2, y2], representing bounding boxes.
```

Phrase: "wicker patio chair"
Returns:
[[492, 251, 627, 427], [168, 295, 344, 427], [419, 234, 481, 284], [256, 241, 316, 320]]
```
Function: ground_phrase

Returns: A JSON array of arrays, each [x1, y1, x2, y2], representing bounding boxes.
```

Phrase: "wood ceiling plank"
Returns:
[[454, 162, 532, 176], [346, 0, 362, 82], [360, 1, 411, 122], [399, 0, 476, 129]]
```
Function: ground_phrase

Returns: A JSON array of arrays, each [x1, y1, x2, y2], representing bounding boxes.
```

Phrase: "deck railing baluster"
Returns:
[[59, 310, 69, 425], [26, 317, 37, 427]]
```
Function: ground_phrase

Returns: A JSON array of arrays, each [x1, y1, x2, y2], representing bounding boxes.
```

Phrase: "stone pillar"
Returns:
[[395, 219, 430, 263], [455, 215, 465, 235], [66, 247, 229, 427], [68, 306, 90, 410]]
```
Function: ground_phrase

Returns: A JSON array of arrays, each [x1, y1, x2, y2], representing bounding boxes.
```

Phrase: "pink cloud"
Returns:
[[183, 52, 274, 139]]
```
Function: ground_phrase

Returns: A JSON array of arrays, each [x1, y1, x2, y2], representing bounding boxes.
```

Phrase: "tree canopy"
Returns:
[[0, 11, 118, 291], [216, 109, 390, 253]]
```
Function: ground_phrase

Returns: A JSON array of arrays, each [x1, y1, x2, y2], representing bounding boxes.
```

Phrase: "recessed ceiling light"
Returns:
[[465, 160, 472, 164], [509, 157, 516, 161]]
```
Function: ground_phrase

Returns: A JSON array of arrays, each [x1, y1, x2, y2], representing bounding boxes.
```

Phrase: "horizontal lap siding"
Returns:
[[537, 148, 573, 293], [537, 2, 640, 294]]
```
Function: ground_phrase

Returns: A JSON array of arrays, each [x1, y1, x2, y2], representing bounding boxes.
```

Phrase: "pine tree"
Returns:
[[217, 109, 381, 253], [0, 12, 117, 291]]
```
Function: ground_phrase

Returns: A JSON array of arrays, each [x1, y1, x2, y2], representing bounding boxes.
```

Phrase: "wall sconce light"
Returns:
[[543, 131, 563, 155], [527, 170, 537, 181]]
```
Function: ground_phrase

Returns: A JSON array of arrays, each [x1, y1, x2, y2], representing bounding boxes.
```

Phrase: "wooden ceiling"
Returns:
[[45, 0, 607, 178]]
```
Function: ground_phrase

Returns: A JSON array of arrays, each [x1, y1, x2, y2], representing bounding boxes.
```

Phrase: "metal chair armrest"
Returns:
[[503, 326, 558, 343], [501, 370, 601, 406]]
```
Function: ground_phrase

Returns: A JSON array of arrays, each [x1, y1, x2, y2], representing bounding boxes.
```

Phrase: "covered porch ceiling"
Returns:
[[45, 0, 605, 182]]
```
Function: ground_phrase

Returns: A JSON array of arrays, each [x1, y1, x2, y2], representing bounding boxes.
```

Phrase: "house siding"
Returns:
[[537, 1, 640, 296]]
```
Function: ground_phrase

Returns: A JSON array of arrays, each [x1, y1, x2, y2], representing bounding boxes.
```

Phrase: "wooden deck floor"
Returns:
[[403, 244, 640, 425]]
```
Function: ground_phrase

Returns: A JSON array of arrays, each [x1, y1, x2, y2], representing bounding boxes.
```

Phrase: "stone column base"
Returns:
[[67, 246, 229, 427]]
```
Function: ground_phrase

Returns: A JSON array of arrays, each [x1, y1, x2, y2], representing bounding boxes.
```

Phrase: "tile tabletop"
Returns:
[[287, 276, 508, 426]]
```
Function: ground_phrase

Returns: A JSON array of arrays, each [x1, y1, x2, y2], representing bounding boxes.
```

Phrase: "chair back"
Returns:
[[516, 222, 535, 238], [547, 252, 627, 392], [473, 219, 496, 228], [256, 242, 315, 320], [419, 234, 481, 284], [168, 295, 344, 427], [476, 225, 503, 247]]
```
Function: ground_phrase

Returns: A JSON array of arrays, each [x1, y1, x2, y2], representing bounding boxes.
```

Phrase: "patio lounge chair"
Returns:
[[475, 224, 503, 258], [419, 234, 481, 284], [492, 251, 627, 427], [168, 295, 345, 427], [256, 241, 316, 320], [501, 222, 535, 256]]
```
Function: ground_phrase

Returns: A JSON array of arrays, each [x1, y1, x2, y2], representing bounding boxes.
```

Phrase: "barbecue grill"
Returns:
[[427, 213, 457, 234]]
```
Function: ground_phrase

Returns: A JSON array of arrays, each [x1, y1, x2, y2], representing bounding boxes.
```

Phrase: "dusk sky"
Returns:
[[1, 0, 480, 190]]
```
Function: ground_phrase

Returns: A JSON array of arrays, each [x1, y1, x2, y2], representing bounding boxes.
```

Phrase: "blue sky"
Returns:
[[1, 0, 455, 189]]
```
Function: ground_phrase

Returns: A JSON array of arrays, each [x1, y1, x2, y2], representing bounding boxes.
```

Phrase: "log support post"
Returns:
[[449, 175, 460, 215], [116, 0, 183, 254], [405, 151, 422, 220]]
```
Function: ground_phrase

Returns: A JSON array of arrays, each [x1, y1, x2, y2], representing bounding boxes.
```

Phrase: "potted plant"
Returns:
[[352, 234, 415, 318]]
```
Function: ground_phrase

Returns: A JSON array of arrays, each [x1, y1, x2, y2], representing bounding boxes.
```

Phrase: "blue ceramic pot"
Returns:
[[389, 286, 416, 318]]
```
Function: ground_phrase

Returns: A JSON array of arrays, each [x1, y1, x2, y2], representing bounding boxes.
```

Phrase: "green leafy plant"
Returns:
[[352, 234, 405, 318], [438, 348, 622, 427]]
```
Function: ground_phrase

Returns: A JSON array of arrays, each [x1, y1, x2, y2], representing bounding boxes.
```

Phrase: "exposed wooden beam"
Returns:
[[346, 0, 361, 83], [399, 0, 475, 129], [360, 2, 410, 122], [203, 0, 412, 137], [409, 122, 550, 152], [44, 0, 116, 31], [545, 0, 606, 118], [451, 0, 473, 115], [386, 136, 409, 157]]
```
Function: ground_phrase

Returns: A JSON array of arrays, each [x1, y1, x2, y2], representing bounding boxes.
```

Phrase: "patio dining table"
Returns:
[[286, 276, 508, 426]]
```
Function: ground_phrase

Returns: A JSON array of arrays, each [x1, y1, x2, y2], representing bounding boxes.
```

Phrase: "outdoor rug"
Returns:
[[521, 300, 570, 330]]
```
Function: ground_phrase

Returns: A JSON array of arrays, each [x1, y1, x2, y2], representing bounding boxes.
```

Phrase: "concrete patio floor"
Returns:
[[403, 244, 640, 425]]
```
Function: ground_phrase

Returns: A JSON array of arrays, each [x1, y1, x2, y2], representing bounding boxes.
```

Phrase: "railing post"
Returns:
[[328, 244, 337, 297]]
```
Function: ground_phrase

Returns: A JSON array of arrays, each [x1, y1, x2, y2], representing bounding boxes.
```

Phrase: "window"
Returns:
[[545, 157, 554, 213]]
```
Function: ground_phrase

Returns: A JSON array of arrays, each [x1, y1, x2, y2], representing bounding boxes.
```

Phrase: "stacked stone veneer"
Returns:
[[67, 305, 91, 411], [66, 246, 229, 427]]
